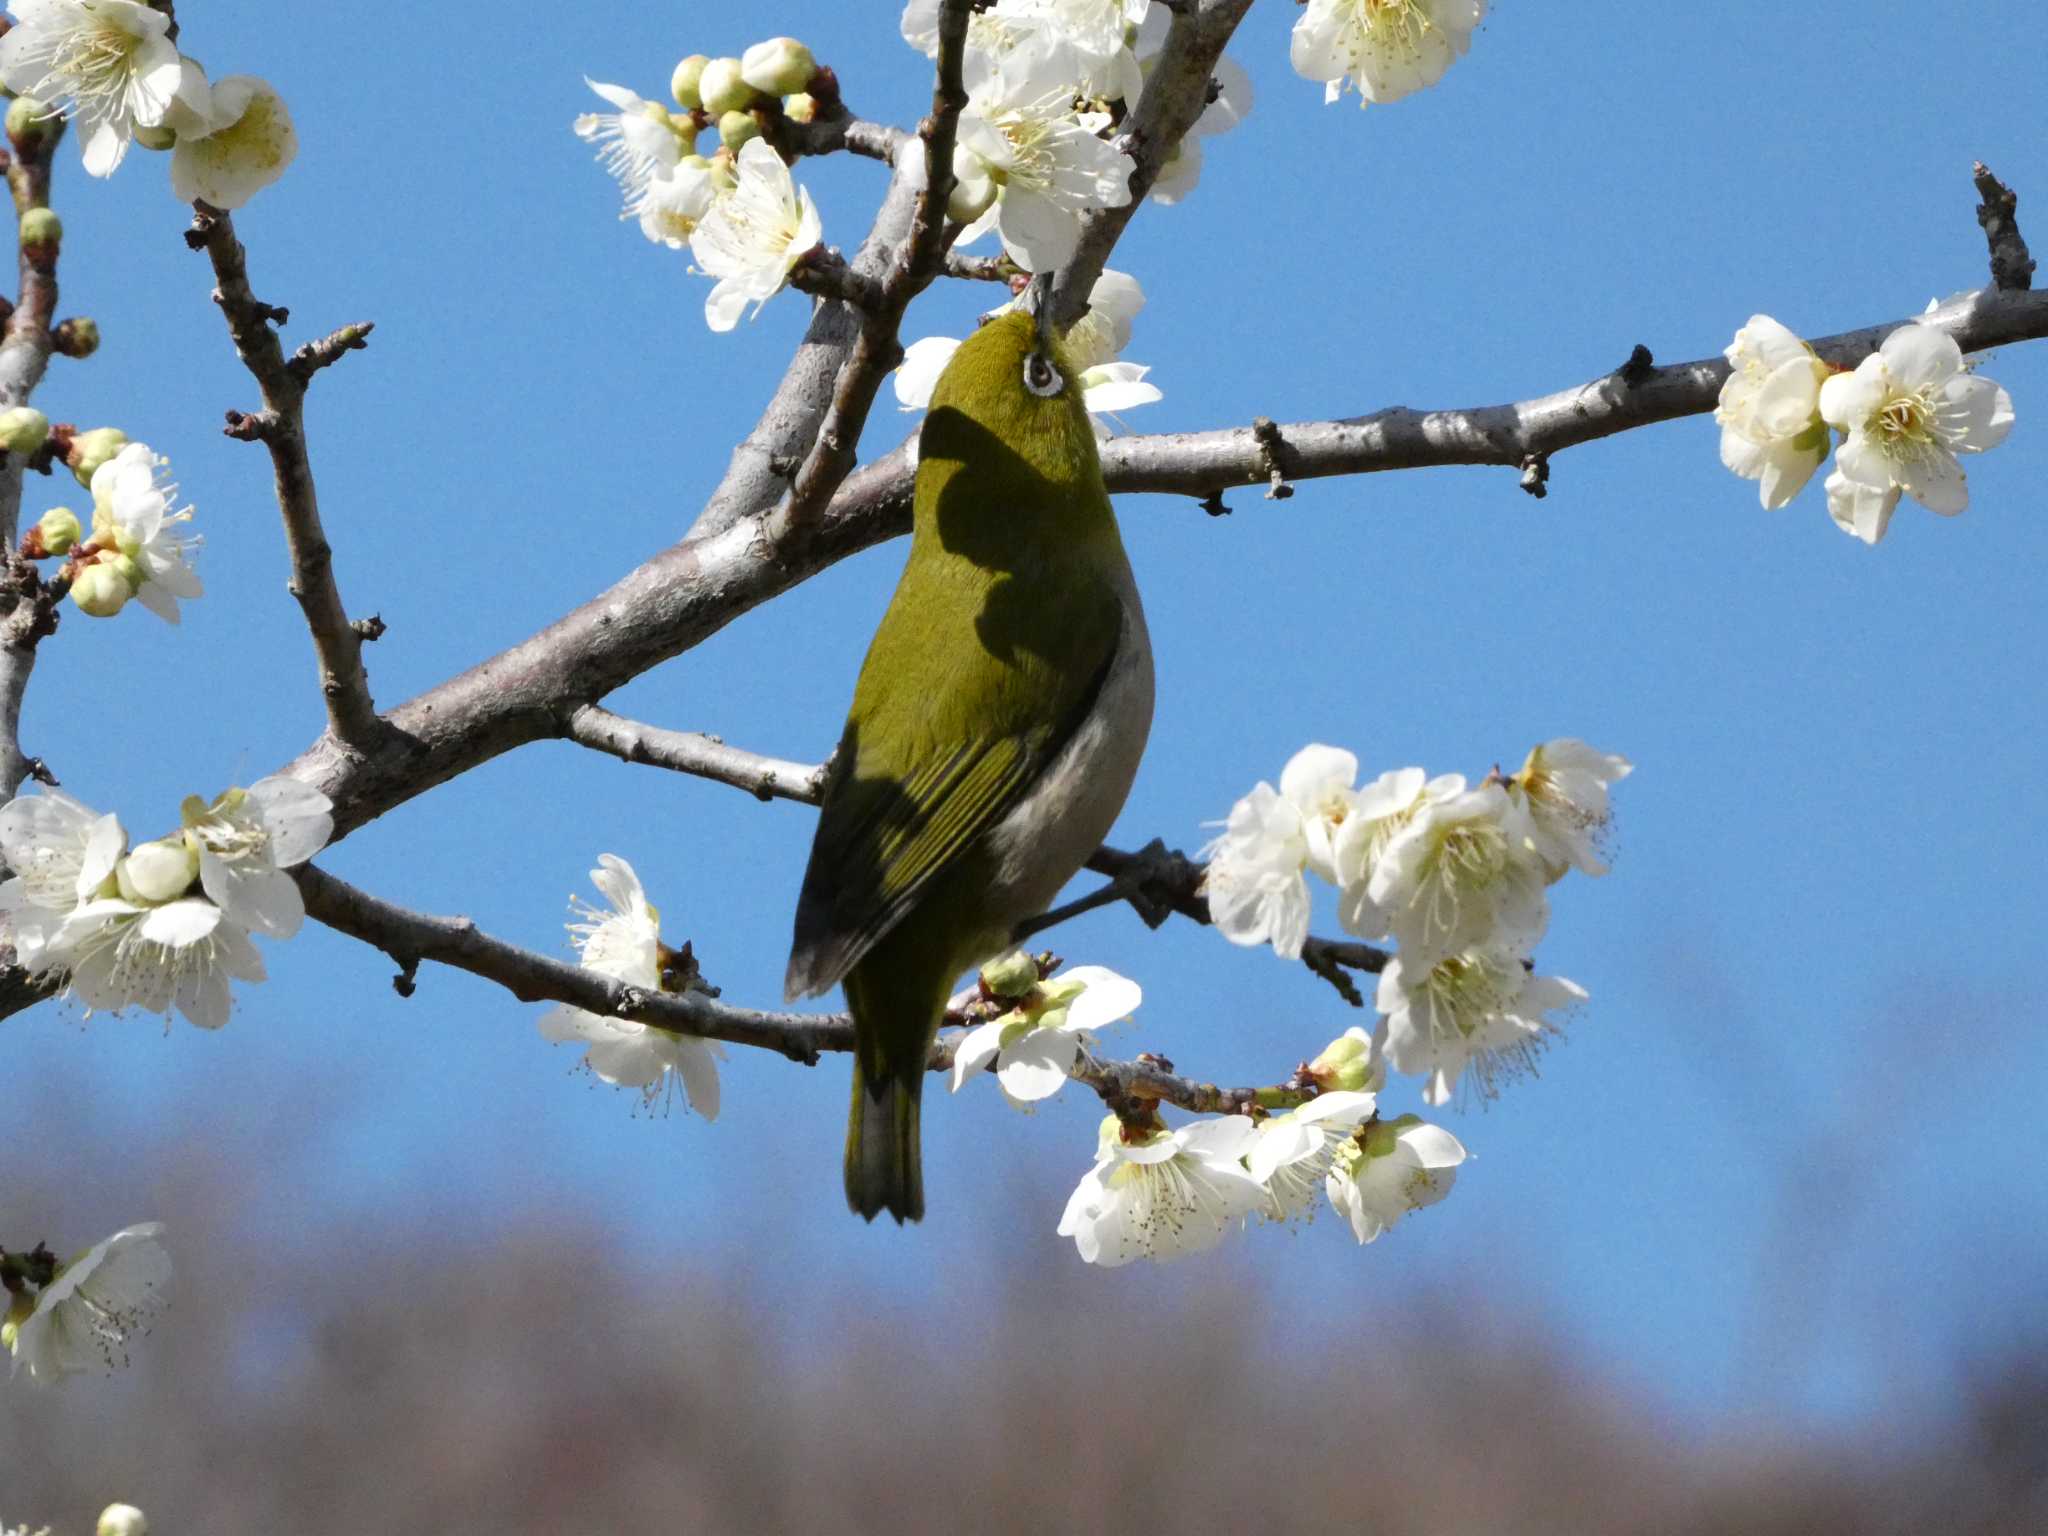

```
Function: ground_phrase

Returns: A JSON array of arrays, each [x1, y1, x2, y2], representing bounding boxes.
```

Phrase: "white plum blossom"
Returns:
[[1507, 738, 1632, 880], [89, 442, 202, 624], [53, 894, 265, 1029], [1360, 778, 1548, 968], [1057, 1113, 1263, 1266], [1331, 767, 1459, 940], [950, 963, 1139, 1104], [0, 788, 125, 961], [901, 0, 1148, 105], [574, 77, 689, 216], [537, 855, 722, 1119], [1202, 744, 1362, 960], [1378, 944, 1584, 1105], [953, 36, 1134, 272], [5, 1222, 170, 1380], [168, 75, 297, 211], [1246, 1089, 1378, 1222], [0, 0, 206, 176], [636, 157, 718, 249], [1292, 0, 1486, 109], [180, 776, 334, 940], [1715, 314, 1831, 509], [687, 137, 822, 332], [894, 269, 1162, 430], [1817, 324, 2014, 546], [1325, 1114, 1465, 1243]]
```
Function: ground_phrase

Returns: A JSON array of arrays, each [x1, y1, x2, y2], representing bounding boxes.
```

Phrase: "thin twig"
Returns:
[[185, 205, 384, 752], [563, 704, 826, 804], [1973, 162, 2036, 291]]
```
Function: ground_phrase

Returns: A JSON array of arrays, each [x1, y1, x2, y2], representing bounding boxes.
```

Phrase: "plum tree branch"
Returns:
[[295, 862, 1312, 1114], [185, 204, 384, 753]]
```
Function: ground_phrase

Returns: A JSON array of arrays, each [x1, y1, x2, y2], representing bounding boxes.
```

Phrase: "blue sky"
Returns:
[[8, 0, 2047, 1433]]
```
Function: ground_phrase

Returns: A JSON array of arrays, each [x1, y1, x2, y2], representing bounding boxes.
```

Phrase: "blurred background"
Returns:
[[5, 2, 2047, 1529]]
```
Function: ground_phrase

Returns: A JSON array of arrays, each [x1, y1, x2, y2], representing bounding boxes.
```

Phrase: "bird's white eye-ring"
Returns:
[[1022, 351, 1063, 398]]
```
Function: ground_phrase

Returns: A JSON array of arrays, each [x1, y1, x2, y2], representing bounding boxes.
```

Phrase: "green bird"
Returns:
[[785, 290, 1154, 1223]]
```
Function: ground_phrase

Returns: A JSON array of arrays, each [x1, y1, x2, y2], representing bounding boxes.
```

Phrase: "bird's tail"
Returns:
[[842, 965, 933, 1223]]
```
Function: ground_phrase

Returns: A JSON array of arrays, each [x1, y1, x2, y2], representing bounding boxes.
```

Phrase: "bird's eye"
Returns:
[[1022, 352, 1063, 398]]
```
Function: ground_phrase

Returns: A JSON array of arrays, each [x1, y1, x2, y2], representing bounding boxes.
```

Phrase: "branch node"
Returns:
[[222, 408, 282, 443], [287, 320, 376, 384], [23, 756, 56, 787], [351, 613, 387, 642], [1198, 489, 1230, 517], [1617, 344, 1655, 387], [1973, 162, 2036, 291], [391, 955, 420, 998], [1252, 416, 1294, 500], [1519, 453, 1550, 499]]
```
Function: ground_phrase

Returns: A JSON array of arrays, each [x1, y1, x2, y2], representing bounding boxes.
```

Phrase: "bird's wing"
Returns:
[[784, 580, 1125, 1000]]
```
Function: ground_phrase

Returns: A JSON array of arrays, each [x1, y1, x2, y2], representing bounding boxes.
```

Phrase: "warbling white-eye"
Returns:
[[786, 279, 1154, 1222]]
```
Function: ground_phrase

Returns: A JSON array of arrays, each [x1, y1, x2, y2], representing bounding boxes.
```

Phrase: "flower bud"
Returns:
[[53, 316, 99, 358], [979, 950, 1040, 1001], [707, 148, 739, 194], [5, 96, 61, 155], [117, 838, 199, 904], [947, 147, 996, 223], [717, 109, 761, 153], [670, 54, 710, 111], [740, 37, 817, 98], [1307, 1026, 1383, 1094], [34, 505, 81, 556], [19, 206, 61, 264], [102, 550, 145, 591], [67, 426, 127, 488], [782, 92, 819, 125], [696, 56, 756, 117], [69, 560, 133, 618], [0, 405, 49, 456], [98, 1505, 150, 1536]]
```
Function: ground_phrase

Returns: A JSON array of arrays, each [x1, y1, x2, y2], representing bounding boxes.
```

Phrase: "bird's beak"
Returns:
[[1031, 270, 1057, 352]]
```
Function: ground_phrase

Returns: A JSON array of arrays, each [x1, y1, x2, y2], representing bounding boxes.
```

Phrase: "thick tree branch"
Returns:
[[185, 205, 384, 753], [296, 863, 1311, 1114]]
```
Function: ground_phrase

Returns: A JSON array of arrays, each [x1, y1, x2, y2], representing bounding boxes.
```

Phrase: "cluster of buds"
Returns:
[[671, 38, 836, 153], [13, 428, 203, 622]]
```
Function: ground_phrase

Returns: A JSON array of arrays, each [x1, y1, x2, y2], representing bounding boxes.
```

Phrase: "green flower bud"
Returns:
[[19, 206, 61, 258], [5, 96, 62, 155], [783, 92, 819, 125], [979, 950, 1041, 1001], [671, 54, 710, 111], [102, 550, 145, 592], [1362, 1113, 1425, 1159], [1307, 1026, 1382, 1094], [0, 405, 48, 456], [67, 425, 127, 488], [69, 560, 133, 618], [116, 837, 200, 904], [740, 37, 817, 98], [53, 315, 100, 358], [707, 148, 739, 194], [717, 109, 761, 153], [34, 505, 80, 556], [98, 1505, 150, 1536], [697, 56, 756, 117]]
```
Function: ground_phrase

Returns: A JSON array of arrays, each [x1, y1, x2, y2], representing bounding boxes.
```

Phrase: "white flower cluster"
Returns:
[[3, 1221, 170, 1382], [894, 268, 1163, 434], [950, 957, 1142, 1106], [0, 775, 331, 1028], [0, 0, 295, 208], [18, 434, 204, 623], [1716, 315, 2015, 546], [537, 854, 723, 1118], [902, 1, 1252, 265], [575, 56, 822, 332], [1290, 0, 1487, 109], [1205, 739, 1627, 1106], [1058, 1094, 1467, 1266]]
